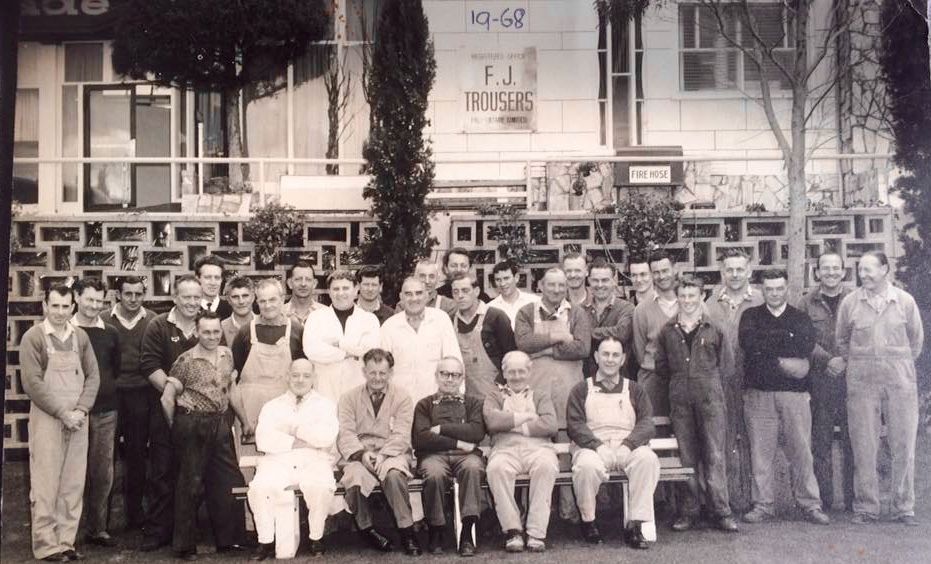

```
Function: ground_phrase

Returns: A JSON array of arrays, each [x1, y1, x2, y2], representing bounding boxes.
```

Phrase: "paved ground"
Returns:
[[3, 434, 931, 563]]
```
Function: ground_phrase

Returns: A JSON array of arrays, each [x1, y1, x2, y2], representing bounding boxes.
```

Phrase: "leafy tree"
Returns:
[[111, 0, 329, 190], [880, 0, 931, 423], [361, 0, 437, 301]]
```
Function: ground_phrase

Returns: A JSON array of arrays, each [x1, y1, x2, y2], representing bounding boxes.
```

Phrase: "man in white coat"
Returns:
[[248, 359, 338, 560], [381, 277, 462, 403], [303, 271, 381, 403]]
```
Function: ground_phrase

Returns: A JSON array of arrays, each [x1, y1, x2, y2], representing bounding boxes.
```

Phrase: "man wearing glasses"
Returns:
[[412, 358, 486, 556]]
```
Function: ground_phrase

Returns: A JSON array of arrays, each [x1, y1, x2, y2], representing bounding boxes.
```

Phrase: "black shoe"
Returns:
[[86, 533, 117, 547], [401, 528, 422, 556], [61, 550, 84, 561], [428, 526, 445, 554], [40, 554, 68, 562], [140, 537, 169, 552], [173, 550, 198, 561], [251, 543, 274, 561], [672, 515, 695, 532], [625, 525, 650, 550], [581, 521, 603, 544], [361, 528, 393, 552], [308, 539, 326, 557], [717, 516, 739, 532], [458, 526, 476, 557], [217, 544, 249, 553]]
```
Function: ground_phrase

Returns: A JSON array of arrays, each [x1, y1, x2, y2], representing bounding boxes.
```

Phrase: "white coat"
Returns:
[[380, 307, 463, 403], [303, 306, 381, 404]]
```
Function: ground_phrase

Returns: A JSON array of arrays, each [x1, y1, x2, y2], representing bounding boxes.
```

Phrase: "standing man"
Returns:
[[110, 276, 155, 532], [450, 272, 516, 401], [568, 338, 660, 548], [484, 351, 559, 553], [381, 277, 462, 402], [514, 267, 592, 428], [488, 260, 540, 329], [70, 278, 122, 547], [221, 276, 255, 346], [304, 271, 381, 403], [654, 276, 737, 533], [231, 278, 304, 434], [437, 247, 491, 302], [412, 357, 486, 556], [160, 311, 247, 560], [337, 349, 422, 556], [738, 270, 829, 525], [797, 252, 854, 512], [414, 259, 458, 315], [356, 265, 396, 325], [563, 252, 590, 306], [581, 258, 635, 376], [626, 256, 655, 306], [248, 359, 339, 560], [138, 274, 203, 551], [284, 261, 324, 326], [704, 249, 763, 512], [195, 255, 232, 318], [836, 251, 924, 526], [632, 250, 679, 417], [21, 284, 100, 562]]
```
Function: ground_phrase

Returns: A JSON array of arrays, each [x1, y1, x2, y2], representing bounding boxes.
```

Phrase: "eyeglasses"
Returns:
[[437, 371, 463, 380]]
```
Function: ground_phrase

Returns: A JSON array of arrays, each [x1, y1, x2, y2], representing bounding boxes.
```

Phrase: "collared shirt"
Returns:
[[455, 301, 488, 326], [169, 345, 235, 413], [655, 292, 679, 318], [254, 389, 339, 456], [381, 307, 463, 402], [111, 305, 148, 330], [166, 307, 197, 339], [864, 283, 897, 313], [43, 318, 75, 341], [717, 285, 755, 311], [202, 295, 221, 313], [539, 299, 572, 321], [283, 299, 323, 325], [70, 314, 105, 330], [594, 371, 620, 391], [767, 303, 788, 317], [488, 290, 540, 329]]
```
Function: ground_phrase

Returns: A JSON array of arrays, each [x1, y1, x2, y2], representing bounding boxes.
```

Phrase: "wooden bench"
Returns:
[[233, 416, 692, 555]]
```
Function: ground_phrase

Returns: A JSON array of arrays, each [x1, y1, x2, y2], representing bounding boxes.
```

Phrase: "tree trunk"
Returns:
[[225, 86, 247, 191], [786, 0, 810, 302]]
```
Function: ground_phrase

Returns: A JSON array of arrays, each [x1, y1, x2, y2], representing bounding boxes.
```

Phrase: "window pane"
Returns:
[[612, 76, 629, 148], [698, 6, 735, 48], [293, 44, 331, 175], [612, 19, 629, 73], [347, 0, 384, 42], [743, 5, 787, 49], [245, 64, 288, 186], [744, 49, 793, 89], [682, 51, 737, 91], [680, 5, 696, 49], [64, 43, 103, 82], [196, 91, 228, 184], [62, 85, 79, 202], [14, 89, 39, 204]]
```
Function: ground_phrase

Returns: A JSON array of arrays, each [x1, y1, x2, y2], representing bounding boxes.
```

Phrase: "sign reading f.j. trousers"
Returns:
[[460, 47, 537, 132]]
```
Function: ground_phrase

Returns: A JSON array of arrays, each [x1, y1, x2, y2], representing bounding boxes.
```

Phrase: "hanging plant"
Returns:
[[243, 201, 304, 270]]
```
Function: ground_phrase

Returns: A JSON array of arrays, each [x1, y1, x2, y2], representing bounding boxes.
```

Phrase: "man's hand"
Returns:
[[514, 411, 538, 427], [617, 445, 632, 465], [826, 356, 846, 378], [596, 444, 616, 468], [456, 440, 477, 451], [362, 451, 379, 475], [292, 438, 309, 450], [240, 422, 255, 440], [61, 410, 85, 431], [430, 425, 442, 434], [551, 329, 574, 345]]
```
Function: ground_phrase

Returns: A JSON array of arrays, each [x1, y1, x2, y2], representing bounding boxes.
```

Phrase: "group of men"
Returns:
[[21, 246, 924, 562]]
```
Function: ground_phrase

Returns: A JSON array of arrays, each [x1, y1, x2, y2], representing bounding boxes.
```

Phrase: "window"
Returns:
[[13, 89, 39, 205], [679, 3, 795, 92], [598, 13, 643, 148]]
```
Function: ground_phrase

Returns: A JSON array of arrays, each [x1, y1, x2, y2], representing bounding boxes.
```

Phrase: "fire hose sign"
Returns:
[[460, 47, 537, 132]]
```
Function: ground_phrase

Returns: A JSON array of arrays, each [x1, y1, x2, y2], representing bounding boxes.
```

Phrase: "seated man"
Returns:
[[337, 348, 422, 556], [248, 359, 339, 560], [567, 338, 659, 550], [484, 351, 558, 553], [412, 357, 485, 556]]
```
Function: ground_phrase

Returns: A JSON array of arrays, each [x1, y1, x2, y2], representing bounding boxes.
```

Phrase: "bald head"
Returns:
[[289, 358, 316, 397]]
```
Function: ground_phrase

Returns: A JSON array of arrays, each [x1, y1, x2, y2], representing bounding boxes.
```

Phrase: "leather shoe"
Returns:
[[217, 544, 249, 553], [717, 516, 739, 532], [40, 554, 68, 562], [140, 537, 169, 552], [458, 534, 476, 557], [581, 521, 603, 544], [400, 528, 422, 556], [361, 528, 393, 552], [86, 533, 117, 547], [625, 525, 650, 550], [428, 526, 445, 554], [851, 513, 878, 525], [896, 515, 919, 527], [251, 543, 274, 561], [671, 515, 695, 532], [805, 508, 830, 525], [308, 539, 326, 557], [61, 550, 84, 561]]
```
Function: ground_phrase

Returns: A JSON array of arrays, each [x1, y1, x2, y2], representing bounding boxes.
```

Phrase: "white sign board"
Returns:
[[465, 1, 529, 32], [460, 47, 537, 132], [629, 166, 672, 184]]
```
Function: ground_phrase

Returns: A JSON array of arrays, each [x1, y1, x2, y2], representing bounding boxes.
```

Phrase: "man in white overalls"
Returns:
[[248, 359, 339, 560], [21, 284, 100, 562], [567, 338, 660, 550], [450, 272, 516, 401], [303, 271, 381, 403]]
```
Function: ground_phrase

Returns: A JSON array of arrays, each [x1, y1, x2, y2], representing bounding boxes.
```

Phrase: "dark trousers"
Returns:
[[344, 470, 414, 530], [118, 387, 159, 528], [170, 409, 245, 553], [144, 393, 175, 543], [670, 379, 731, 517], [418, 452, 485, 527], [810, 373, 854, 510]]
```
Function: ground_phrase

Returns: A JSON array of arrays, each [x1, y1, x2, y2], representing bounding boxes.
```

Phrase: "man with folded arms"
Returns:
[[248, 359, 338, 560], [738, 270, 828, 525], [484, 351, 559, 553], [412, 357, 485, 556], [568, 337, 659, 549], [337, 349, 422, 556]]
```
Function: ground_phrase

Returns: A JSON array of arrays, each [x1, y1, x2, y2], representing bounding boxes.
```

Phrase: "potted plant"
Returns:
[[243, 201, 304, 270]]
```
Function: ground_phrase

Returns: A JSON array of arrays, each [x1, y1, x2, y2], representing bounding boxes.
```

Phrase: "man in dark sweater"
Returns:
[[138, 274, 202, 551], [70, 278, 122, 547], [110, 276, 156, 531], [412, 357, 485, 556], [738, 269, 828, 525]]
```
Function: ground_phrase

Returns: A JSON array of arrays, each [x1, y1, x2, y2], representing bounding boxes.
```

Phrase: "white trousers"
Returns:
[[486, 445, 558, 539], [572, 444, 660, 523]]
